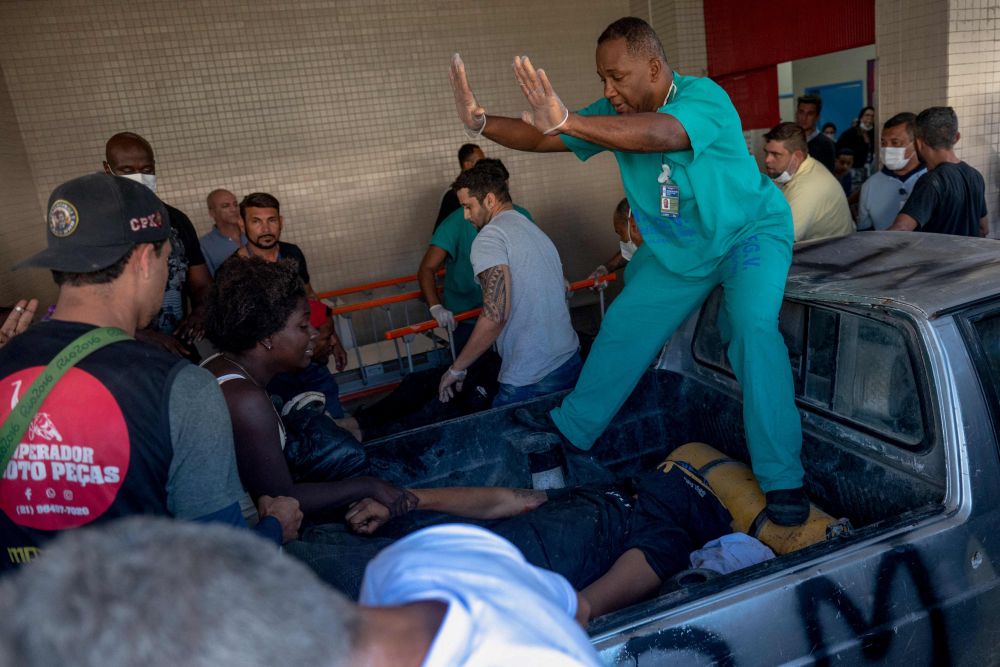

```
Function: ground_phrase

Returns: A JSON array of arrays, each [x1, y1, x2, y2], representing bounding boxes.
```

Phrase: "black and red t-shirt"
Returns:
[[0, 321, 186, 571]]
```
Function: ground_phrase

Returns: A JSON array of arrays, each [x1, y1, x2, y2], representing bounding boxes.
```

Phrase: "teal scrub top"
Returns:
[[560, 73, 792, 277], [430, 203, 533, 313]]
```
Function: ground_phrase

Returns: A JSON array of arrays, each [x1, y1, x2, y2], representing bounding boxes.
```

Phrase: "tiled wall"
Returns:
[[650, 0, 709, 76], [4, 0, 996, 313], [944, 0, 999, 235], [875, 0, 951, 118], [876, 0, 999, 235], [0, 1, 631, 309], [0, 60, 51, 305]]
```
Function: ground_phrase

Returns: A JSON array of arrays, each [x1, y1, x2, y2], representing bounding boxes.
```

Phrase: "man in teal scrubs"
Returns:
[[448, 16, 807, 524]]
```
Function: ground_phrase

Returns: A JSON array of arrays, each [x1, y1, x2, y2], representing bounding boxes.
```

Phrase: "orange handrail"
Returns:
[[331, 290, 424, 316], [317, 268, 445, 300], [384, 308, 483, 339], [567, 274, 618, 292], [383, 273, 618, 340]]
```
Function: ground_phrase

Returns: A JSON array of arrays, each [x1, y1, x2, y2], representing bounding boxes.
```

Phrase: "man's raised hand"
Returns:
[[0, 298, 37, 348], [512, 55, 569, 135], [449, 53, 486, 133]]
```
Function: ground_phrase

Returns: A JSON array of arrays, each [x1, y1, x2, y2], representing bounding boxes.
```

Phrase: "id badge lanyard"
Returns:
[[658, 79, 680, 219]]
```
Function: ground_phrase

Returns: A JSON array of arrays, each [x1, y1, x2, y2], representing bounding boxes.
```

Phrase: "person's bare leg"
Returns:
[[580, 548, 661, 620]]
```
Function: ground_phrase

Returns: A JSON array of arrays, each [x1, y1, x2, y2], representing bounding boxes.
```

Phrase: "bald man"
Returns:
[[103, 132, 212, 357], [200, 188, 247, 276]]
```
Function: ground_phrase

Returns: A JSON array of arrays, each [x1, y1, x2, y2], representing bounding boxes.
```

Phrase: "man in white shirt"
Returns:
[[857, 113, 927, 231], [361, 524, 601, 666]]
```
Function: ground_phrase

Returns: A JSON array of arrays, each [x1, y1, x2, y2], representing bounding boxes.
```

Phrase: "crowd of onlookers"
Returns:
[[0, 20, 993, 661], [762, 99, 987, 243]]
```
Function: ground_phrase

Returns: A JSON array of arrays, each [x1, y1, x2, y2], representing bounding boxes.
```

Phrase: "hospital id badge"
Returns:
[[658, 163, 679, 219], [660, 183, 679, 218]]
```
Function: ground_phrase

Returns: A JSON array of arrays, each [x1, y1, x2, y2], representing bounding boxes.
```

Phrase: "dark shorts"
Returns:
[[490, 483, 635, 589], [624, 463, 733, 580]]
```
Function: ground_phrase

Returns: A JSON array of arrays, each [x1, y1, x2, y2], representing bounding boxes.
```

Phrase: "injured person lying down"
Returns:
[[345, 460, 774, 621]]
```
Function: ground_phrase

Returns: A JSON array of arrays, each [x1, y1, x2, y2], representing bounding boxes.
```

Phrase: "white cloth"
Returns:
[[470, 209, 578, 387], [359, 524, 601, 667], [857, 166, 927, 231], [689, 532, 775, 574]]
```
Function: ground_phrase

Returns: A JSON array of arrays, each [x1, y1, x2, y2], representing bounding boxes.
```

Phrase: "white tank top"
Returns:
[[201, 353, 286, 525]]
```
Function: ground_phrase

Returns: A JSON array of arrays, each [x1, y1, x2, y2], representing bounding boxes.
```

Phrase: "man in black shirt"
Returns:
[[232, 192, 348, 369], [234, 192, 315, 295], [103, 132, 212, 357], [890, 107, 988, 238], [796, 95, 836, 173], [433, 143, 485, 230]]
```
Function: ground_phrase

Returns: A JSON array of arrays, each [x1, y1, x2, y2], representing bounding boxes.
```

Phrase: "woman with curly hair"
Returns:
[[202, 257, 415, 525]]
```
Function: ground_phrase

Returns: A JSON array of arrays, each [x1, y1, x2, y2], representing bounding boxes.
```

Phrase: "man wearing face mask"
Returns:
[[450, 17, 811, 525], [856, 113, 927, 231], [763, 123, 854, 243], [588, 198, 644, 283], [103, 132, 212, 358]]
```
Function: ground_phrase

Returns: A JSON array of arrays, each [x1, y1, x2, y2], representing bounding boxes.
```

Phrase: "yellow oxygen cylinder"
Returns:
[[666, 442, 850, 555]]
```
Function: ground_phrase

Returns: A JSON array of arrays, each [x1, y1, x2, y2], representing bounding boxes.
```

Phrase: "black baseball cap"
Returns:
[[16, 173, 170, 273]]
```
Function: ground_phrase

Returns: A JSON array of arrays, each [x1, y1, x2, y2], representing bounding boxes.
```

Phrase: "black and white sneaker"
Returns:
[[280, 391, 326, 417]]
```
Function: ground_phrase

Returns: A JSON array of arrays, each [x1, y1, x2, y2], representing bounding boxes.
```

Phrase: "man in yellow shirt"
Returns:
[[763, 123, 854, 243]]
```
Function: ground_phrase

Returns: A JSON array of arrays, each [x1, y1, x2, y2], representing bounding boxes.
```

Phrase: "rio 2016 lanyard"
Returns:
[[0, 327, 130, 473]]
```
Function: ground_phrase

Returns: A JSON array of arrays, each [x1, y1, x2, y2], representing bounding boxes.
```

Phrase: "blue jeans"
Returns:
[[493, 351, 582, 408]]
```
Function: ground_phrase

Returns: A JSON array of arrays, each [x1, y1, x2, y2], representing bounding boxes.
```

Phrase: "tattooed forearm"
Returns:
[[478, 264, 511, 324]]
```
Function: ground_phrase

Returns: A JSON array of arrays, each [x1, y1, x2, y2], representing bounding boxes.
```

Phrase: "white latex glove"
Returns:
[[429, 304, 456, 330], [439, 366, 467, 403], [512, 55, 569, 135], [449, 53, 487, 133], [588, 265, 609, 292]]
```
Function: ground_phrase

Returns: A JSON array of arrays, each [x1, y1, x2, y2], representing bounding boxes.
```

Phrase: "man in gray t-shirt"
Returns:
[[438, 160, 580, 408]]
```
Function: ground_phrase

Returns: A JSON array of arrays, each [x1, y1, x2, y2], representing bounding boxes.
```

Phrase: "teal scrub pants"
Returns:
[[550, 229, 803, 493]]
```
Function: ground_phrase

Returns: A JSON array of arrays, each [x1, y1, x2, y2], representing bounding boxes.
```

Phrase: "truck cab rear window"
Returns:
[[969, 312, 1000, 391], [693, 289, 924, 446]]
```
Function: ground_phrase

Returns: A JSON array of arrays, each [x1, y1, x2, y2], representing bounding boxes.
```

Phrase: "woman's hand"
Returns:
[[363, 478, 418, 518]]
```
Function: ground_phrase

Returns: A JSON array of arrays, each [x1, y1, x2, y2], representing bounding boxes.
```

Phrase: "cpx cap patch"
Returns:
[[48, 199, 79, 238]]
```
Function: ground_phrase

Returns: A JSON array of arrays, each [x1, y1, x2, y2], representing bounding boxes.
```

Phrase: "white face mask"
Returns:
[[620, 238, 637, 261], [116, 171, 157, 193], [771, 153, 800, 185], [860, 122, 873, 132], [880, 146, 910, 171], [620, 208, 638, 260]]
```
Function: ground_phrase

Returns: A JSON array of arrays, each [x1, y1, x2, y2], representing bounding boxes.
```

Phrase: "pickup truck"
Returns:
[[301, 232, 1000, 665]]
